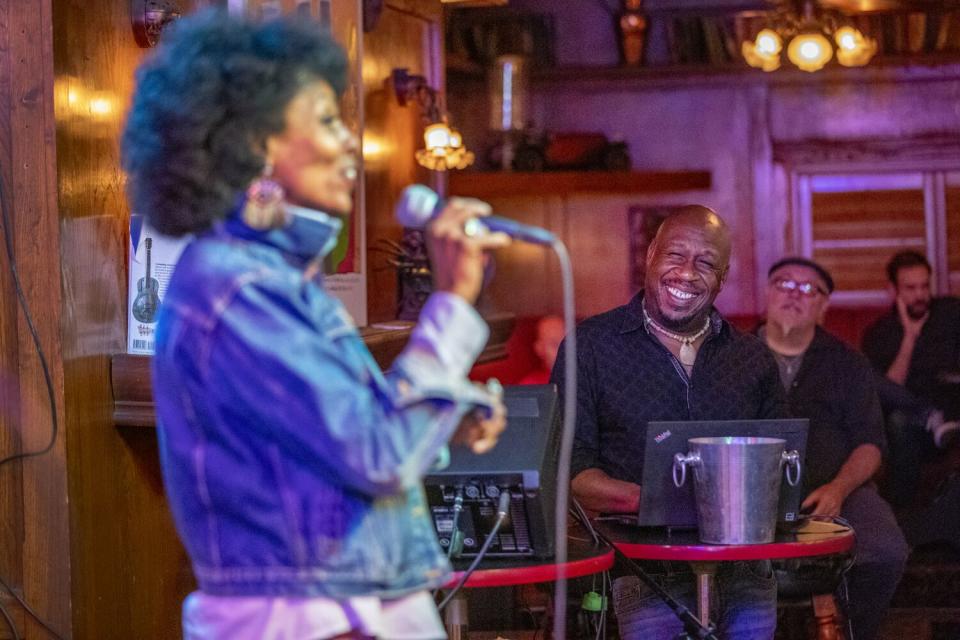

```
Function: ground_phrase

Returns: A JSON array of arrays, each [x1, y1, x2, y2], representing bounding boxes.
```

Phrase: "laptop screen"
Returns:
[[636, 419, 809, 529]]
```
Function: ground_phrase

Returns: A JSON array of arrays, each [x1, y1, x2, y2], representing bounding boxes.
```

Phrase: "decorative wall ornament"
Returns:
[[131, 0, 181, 48], [392, 68, 474, 171]]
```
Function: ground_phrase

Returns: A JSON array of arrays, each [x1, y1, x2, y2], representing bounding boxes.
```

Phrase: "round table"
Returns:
[[441, 534, 614, 639], [594, 518, 855, 632]]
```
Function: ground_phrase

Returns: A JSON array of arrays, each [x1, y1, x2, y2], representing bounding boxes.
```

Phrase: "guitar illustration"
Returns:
[[132, 237, 161, 324]]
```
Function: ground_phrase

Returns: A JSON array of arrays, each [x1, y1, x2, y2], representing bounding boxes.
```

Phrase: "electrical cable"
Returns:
[[0, 599, 20, 640], [0, 172, 67, 640], [593, 567, 608, 640], [446, 490, 464, 559], [438, 490, 511, 612], [571, 501, 600, 546], [432, 488, 465, 598], [0, 164, 59, 469], [0, 573, 66, 640]]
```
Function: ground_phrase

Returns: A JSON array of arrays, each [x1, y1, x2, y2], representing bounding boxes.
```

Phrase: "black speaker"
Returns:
[[425, 384, 560, 558]]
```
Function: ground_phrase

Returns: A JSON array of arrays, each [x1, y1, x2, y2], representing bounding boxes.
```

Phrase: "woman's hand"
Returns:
[[426, 197, 510, 304], [451, 397, 507, 454]]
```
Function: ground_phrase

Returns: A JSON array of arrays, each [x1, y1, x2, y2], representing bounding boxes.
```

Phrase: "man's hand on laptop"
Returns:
[[800, 482, 844, 517], [571, 468, 642, 516]]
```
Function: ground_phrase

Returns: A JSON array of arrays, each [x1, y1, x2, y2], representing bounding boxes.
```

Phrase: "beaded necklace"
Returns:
[[642, 305, 710, 367]]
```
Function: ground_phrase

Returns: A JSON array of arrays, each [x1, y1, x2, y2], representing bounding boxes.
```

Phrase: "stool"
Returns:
[[774, 553, 852, 640]]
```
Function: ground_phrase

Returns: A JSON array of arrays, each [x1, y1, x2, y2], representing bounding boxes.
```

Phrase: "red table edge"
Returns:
[[613, 531, 855, 562], [444, 548, 615, 588]]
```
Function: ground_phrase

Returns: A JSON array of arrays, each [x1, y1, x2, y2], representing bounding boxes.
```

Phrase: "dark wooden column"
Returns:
[[0, 0, 71, 638]]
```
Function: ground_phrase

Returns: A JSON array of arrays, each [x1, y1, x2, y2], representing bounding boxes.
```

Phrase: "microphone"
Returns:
[[395, 184, 557, 246]]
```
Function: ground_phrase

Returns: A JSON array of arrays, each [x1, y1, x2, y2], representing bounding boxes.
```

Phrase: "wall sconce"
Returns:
[[131, 0, 181, 48], [742, 1, 876, 73], [392, 68, 474, 172]]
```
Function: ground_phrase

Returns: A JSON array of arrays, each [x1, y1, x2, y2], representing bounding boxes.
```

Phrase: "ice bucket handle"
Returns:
[[672, 452, 701, 488], [781, 450, 801, 487]]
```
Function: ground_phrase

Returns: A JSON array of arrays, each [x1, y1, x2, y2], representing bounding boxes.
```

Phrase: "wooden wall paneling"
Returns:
[[1, 0, 71, 637], [471, 195, 559, 317], [53, 0, 151, 632], [363, 0, 443, 324], [53, 0, 201, 637], [0, 1, 29, 634], [566, 194, 635, 317]]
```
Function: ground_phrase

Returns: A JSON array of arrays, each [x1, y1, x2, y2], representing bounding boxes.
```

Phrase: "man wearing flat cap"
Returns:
[[759, 257, 908, 640]]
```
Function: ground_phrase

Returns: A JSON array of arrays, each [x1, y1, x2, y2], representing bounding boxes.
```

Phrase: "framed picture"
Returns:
[[628, 205, 685, 293]]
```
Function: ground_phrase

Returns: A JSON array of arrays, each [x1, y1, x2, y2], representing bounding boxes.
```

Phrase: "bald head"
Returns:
[[643, 205, 732, 332], [652, 205, 731, 273]]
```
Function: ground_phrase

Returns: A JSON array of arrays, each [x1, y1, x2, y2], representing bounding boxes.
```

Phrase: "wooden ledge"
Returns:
[[112, 312, 515, 428], [448, 170, 711, 199]]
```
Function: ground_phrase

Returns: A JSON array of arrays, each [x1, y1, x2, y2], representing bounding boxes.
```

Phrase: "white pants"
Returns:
[[182, 589, 446, 640]]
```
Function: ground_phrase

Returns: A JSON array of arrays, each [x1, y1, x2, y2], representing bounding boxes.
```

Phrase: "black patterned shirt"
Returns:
[[551, 292, 787, 486]]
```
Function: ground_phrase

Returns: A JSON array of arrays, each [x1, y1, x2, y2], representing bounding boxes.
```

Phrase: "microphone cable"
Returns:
[[446, 489, 464, 559], [432, 488, 465, 599], [437, 490, 511, 612]]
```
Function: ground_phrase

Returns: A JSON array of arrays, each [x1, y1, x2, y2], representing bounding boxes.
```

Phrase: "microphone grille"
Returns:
[[395, 185, 439, 229]]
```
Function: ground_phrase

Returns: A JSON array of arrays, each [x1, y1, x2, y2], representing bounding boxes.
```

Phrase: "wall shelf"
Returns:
[[448, 170, 711, 199], [111, 312, 515, 428], [450, 58, 960, 92]]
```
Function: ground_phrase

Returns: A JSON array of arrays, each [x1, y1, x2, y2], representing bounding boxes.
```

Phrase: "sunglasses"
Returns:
[[771, 278, 827, 297]]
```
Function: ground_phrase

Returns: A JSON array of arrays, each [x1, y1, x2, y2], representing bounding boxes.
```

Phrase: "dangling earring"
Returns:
[[243, 161, 286, 229]]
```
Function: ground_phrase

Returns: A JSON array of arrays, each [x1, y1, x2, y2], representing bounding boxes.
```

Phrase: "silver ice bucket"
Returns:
[[673, 436, 800, 544]]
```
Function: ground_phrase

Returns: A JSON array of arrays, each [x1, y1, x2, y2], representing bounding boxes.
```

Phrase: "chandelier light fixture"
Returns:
[[392, 69, 474, 172], [742, 1, 877, 73]]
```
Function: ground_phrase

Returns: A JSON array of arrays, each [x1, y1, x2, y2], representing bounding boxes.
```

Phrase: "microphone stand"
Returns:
[[570, 511, 719, 640], [551, 239, 576, 640]]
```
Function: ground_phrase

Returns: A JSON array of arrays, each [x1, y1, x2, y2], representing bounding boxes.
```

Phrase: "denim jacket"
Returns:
[[152, 206, 493, 599]]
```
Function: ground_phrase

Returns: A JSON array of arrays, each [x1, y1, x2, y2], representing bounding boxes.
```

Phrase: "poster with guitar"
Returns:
[[127, 215, 189, 354], [132, 238, 160, 324]]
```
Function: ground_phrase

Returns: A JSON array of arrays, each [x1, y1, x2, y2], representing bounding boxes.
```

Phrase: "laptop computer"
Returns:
[[635, 419, 809, 530]]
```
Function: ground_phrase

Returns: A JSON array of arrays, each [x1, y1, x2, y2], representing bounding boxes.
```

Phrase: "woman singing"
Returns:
[[122, 10, 508, 639]]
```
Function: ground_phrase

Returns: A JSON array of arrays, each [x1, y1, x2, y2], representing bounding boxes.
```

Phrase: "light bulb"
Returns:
[[755, 29, 783, 56], [787, 31, 833, 72], [834, 26, 877, 67], [835, 26, 858, 51], [742, 38, 781, 72], [423, 123, 452, 150], [416, 124, 474, 171]]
